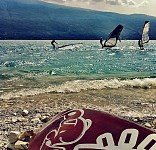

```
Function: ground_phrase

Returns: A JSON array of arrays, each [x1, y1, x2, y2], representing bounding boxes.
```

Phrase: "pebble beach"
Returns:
[[0, 88, 156, 149]]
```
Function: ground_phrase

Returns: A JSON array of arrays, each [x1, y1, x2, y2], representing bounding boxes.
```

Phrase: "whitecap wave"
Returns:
[[1, 78, 156, 99]]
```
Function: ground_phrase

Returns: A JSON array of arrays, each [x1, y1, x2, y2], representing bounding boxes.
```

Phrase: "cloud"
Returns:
[[41, 0, 156, 16], [137, 0, 149, 7], [122, 0, 136, 5], [91, 0, 104, 2], [41, 0, 151, 7], [42, 0, 66, 3], [105, 0, 123, 5], [104, 0, 151, 7], [103, 0, 136, 6], [41, 0, 137, 6]]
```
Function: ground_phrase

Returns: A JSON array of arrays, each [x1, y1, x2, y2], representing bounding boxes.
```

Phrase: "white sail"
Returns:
[[103, 24, 123, 48], [141, 21, 150, 44], [104, 37, 117, 47]]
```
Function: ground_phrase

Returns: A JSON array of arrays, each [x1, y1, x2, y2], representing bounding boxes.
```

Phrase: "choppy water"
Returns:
[[0, 40, 156, 99]]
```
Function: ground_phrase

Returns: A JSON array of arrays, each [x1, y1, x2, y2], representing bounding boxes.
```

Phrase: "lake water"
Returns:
[[0, 40, 156, 99]]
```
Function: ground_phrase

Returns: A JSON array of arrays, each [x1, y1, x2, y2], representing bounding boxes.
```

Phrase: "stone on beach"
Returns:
[[11, 117, 18, 123], [22, 109, 29, 116], [6, 143, 15, 150], [18, 130, 34, 141], [153, 119, 156, 128], [34, 113, 42, 119], [7, 130, 33, 150], [8, 131, 20, 144], [41, 116, 49, 123], [15, 140, 28, 149], [144, 122, 152, 128], [17, 117, 28, 122], [31, 118, 40, 124]]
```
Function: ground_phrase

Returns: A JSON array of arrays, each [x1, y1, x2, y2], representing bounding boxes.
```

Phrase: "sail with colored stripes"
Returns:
[[141, 21, 150, 44], [103, 24, 123, 48]]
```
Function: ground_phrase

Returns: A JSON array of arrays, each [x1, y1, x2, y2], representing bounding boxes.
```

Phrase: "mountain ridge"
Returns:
[[0, 0, 156, 40]]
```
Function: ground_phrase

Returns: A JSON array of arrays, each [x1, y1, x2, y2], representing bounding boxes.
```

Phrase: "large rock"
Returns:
[[7, 143, 15, 150], [8, 131, 20, 144], [15, 141, 28, 149]]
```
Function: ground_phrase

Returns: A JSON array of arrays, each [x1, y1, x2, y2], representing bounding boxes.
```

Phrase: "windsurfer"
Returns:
[[100, 24, 123, 48], [51, 40, 58, 49], [138, 40, 144, 50], [100, 38, 104, 48]]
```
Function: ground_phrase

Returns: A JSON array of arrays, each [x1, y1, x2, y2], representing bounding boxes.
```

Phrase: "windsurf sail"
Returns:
[[138, 21, 150, 49], [103, 24, 123, 48]]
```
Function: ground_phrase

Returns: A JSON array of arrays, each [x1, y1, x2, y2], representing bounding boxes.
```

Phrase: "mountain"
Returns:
[[0, 0, 156, 40]]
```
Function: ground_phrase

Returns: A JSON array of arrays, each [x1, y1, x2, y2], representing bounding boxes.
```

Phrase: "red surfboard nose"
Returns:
[[28, 109, 156, 150]]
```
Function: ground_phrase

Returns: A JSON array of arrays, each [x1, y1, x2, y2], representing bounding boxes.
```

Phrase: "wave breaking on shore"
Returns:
[[1, 78, 156, 100]]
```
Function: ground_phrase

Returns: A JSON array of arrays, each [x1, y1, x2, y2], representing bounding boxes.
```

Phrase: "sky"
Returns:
[[41, 0, 156, 16]]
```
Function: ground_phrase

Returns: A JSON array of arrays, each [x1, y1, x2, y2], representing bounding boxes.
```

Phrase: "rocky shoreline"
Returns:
[[0, 89, 156, 149]]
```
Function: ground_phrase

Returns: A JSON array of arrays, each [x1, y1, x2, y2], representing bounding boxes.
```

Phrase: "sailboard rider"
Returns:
[[100, 24, 123, 49], [51, 40, 58, 49], [137, 21, 150, 50], [100, 38, 104, 48], [138, 39, 144, 50]]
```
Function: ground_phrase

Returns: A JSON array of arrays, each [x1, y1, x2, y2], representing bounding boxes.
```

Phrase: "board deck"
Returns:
[[28, 109, 156, 150]]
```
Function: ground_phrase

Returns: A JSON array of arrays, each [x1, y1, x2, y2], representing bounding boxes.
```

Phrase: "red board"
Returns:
[[28, 109, 156, 150]]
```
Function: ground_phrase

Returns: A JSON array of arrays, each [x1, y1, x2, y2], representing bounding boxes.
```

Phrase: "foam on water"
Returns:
[[1, 78, 156, 99]]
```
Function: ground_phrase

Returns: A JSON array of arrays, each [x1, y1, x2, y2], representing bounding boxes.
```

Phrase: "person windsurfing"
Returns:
[[101, 24, 123, 49], [138, 39, 144, 50], [51, 40, 58, 49], [100, 38, 104, 48], [138, 21, 150, 50]]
